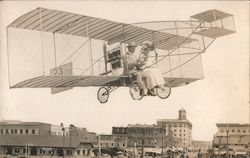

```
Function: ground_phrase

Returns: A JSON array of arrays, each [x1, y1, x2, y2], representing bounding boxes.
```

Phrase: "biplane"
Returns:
[[7, 8, 235, 103]]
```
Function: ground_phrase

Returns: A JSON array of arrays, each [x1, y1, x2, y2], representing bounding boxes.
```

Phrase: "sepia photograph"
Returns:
[[0, 1, 249, 158]]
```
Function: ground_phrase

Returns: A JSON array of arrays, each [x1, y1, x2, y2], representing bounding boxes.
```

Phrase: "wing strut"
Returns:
[[85, 16, 94, 75], [53, 32, 58, 68], [39, 8, 45, 76], [152, 31, 158, 68], [174, 21, 183, 78]]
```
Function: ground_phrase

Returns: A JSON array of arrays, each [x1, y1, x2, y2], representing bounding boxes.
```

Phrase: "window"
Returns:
[[11, 129, 14, 134], [0, 129, 3, 134], [15, 129, 17, 134], [6, 129, 9, 134], [220, 129, 224, 133], [77, 150, 80, 155], [25, 129, 28, 134], [180, 134, 182, 136], [180, 129, 182, 132], [243, 130, 246, 133], [111, 143, 114, 146], [237, 129, 241, 133], [32, 129, 35, 134], [232, 129, 235, 133], [15, 148, 20, 153], [20, 129, 23, 134]]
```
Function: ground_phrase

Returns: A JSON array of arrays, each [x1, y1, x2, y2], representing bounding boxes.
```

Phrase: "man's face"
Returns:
[[128, 46, 136, 53]]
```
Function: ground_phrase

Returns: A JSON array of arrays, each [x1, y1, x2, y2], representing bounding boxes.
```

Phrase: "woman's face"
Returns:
[[128, 46, 136, 53]]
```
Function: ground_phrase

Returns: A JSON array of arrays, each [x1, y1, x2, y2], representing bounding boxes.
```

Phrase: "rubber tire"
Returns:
[[156, 84, 171, 99], [129, 87, 143, 100], [97, 87, 109, 103]]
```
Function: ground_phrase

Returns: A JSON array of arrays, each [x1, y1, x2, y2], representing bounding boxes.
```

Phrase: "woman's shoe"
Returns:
[[147, 89, 156, 96], [159, 85, 165, 90]]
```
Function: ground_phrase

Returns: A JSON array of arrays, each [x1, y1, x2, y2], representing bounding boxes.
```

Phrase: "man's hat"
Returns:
[[127, 42, 137, 47]]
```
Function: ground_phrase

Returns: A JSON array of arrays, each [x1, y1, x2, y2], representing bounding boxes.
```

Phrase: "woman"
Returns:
[[139, 41, 165, 95]]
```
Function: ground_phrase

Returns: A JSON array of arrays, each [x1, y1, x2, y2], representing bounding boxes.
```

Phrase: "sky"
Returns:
[[0, 1, 249, 141]]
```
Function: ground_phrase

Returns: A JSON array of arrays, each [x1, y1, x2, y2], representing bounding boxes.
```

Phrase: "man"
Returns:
[[124, 42, 147, 96]]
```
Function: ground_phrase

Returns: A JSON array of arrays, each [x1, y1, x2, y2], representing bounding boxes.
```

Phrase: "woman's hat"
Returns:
[[127, 42, 137, 47]]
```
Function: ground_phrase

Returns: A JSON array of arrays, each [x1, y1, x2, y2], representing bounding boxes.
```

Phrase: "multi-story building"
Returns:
[[98, 134, 127, 149], [213, 123, 250, 150], [0, 120, 97, 156], [124, 124, 166, 148], [157, 108, 192, 147]]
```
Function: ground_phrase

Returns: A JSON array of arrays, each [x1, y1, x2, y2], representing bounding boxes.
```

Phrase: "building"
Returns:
[[124, 124, 166, 148], [192, 140, 211, 152], [0, 120, 97, 156], [98, 134, 127, 149], [112, 127, 127, 135], [157, 108, 192, 147], [213, 123, 250, 152]]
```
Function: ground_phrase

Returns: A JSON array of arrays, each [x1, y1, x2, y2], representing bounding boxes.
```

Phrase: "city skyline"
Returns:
[[0, 107, 248, 142], [0, 1, 249, 142]]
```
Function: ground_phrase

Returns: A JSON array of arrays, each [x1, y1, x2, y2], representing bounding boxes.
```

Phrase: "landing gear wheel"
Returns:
[[129, 86, 143, 100], [97, 87, 109, 103], [156, 83, 171, 99]]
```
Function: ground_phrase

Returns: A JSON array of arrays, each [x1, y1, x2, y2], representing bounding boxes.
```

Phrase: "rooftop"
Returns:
[[127, 124, 160, 128], [157, 119, 192, 126], [216, 123, 250, 127], [0, 120, 51, 126]]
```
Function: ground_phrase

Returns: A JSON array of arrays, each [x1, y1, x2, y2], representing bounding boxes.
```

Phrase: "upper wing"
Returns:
[[8, 7, 196, 51]]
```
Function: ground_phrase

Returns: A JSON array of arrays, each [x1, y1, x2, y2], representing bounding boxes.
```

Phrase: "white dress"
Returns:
[[141, 56, 165, 89]]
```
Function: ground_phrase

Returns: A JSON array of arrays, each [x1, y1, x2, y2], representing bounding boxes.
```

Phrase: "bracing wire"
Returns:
[[7, 28, 11, 88], [143, 23, 202, 70], [59, 39, 89, 66], [163, 38, 215, 75]]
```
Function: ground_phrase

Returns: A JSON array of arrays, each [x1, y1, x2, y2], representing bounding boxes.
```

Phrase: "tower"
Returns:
[[178, 108, 186, 120]]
